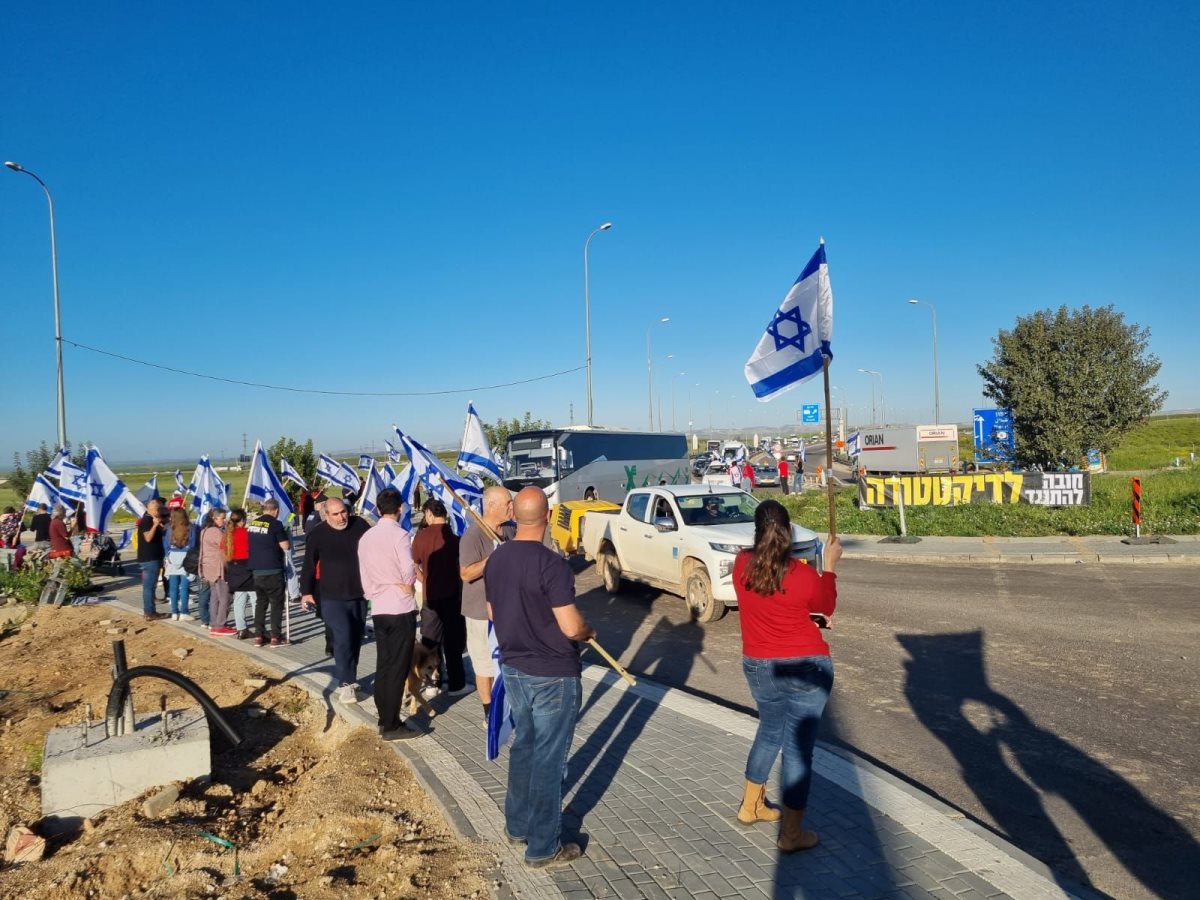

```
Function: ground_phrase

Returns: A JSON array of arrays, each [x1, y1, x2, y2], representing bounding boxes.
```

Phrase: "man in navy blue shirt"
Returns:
[[485, 486, 595, 869]]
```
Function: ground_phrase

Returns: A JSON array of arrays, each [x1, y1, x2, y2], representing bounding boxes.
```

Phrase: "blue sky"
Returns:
[[3, 3, 1197, 463]]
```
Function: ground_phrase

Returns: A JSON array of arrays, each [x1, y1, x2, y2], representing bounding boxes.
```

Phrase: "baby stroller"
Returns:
[[87, 533, 124, 575]]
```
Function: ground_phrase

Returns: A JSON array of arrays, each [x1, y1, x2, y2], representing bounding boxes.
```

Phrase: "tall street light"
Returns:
[[6, 161, 67, 449], [582, 222, 612, 427], [656, 353, 674, 432], [831, 384, 848, 441], [907, 298, 941, 423], [670, 371, 687, 431], [645, 316, 669, 430], [858, 368, 885, 426]]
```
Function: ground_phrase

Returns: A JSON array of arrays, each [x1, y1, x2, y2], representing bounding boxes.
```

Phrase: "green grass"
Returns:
[[1105, 414, 1200, 471], [774, 467, 1200, 536]]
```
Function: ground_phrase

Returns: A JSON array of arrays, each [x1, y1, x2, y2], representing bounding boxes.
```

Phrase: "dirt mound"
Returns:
[[0, 604, 493, 898]]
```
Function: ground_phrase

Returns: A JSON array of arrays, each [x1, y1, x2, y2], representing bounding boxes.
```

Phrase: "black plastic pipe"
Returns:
[[105, 666, 243, 748]]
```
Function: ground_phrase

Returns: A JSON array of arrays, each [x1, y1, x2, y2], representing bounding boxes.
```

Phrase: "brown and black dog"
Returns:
[[404, 642, 439, 718]]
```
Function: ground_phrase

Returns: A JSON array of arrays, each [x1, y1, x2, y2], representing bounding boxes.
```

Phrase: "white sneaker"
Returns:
[[178, 613, 194, 621], [171, 613, 180, 620], [336, 684, 360, 704]]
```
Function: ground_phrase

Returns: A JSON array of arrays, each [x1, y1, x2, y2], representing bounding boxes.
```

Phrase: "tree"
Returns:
[[482, 412, 553, 451], [265, 437, 318, 491], [977, 305, 1166, 467], [7, 442, 56, 500]]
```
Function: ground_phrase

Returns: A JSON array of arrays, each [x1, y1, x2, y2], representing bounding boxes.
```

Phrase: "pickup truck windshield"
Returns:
[[676, 492, 758, 526]]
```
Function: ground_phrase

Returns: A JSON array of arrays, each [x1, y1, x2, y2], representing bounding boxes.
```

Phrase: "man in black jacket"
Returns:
[[300, 497, 371, 704]]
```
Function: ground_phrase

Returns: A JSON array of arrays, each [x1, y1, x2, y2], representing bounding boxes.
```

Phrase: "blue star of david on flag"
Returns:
[[744, 241, 834, 401], [766, 306, 812, 352]]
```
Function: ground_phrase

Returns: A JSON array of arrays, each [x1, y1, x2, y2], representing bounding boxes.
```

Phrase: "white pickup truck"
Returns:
[[578, 484, 822, 622]]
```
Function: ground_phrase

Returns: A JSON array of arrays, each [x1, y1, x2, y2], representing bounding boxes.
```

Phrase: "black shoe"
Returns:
[[236, 629, 252, 640], [525, 842, 582, 869], [379, 723, 420, 741]]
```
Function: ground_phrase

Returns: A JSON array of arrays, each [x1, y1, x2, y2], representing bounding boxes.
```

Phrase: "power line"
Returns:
[[62, 338, 585, 397]]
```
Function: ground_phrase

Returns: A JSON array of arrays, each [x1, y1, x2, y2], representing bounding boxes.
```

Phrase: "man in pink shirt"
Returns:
[[357, 487, 420, 741]]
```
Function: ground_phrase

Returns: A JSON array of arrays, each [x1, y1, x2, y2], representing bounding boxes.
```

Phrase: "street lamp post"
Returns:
[[583, 222, 612, 427], [670, 371, 687, 431], [831, 384, 848, 442], [645, 316, 669, 430], [6, 161, 67, 449], [656, 354, 674, 432], [858, 368, 885, 425], [907, 298, 941, 423]]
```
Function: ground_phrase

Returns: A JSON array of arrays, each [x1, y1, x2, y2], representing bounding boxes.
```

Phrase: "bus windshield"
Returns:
[[505, 435, 558, 488]]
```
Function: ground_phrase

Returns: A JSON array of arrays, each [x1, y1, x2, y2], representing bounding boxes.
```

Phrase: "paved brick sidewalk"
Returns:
[[104, 583, 1091, 900]]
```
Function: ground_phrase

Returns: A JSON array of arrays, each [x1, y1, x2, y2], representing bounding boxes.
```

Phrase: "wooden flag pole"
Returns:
[[822, 355, 838, 537], [587, 638, 637, 686]]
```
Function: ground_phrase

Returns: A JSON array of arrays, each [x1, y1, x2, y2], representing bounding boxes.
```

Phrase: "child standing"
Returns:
[[164, 508, 194, 620]]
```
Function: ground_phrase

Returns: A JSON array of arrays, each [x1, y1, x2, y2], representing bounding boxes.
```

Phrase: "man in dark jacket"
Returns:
[[248, 499, 291, 646], [300, 497, 371, 703]]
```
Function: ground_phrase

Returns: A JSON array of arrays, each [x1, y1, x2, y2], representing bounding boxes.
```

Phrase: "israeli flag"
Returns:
[[82, 446, 132, 534], [25, 473, 62, 511], [174, 469, 187, 495], [317, 454, 358, 492], [191, 456, 228, 522], [458, 403, 504, 482], [45, 447, 72, 479], [845, 431, 861, 457], [246, 440, 295, 520], [799, 439, 807, 465], [357, 454, 374, 470], [115, 527, 134, 551], [387, 464, 418, 531], [382, 462, 397, 483], [744, 241, 834, 401], [384, 439, 402, 463], [395, 428, 482, 536], [359, 465, 387, 520], [279, 458, 307, 490], [56, 460, 89, 502], [134, 474, 160, 505], [485, 621, 515, 760]]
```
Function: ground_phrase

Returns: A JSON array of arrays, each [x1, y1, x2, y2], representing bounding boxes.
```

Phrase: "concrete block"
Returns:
[[173, 648, 190, 659], [41, 706, 210, 835], [142, 784, 181, 819], [243, 678, 268, 688]]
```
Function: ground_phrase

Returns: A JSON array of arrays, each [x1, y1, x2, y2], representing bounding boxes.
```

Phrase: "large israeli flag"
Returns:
[[317, 454, 359, 492], [55, 460, 89, 502], [395, 428, 482, 535], [744, 241, 834, 401], [357, 454, 374, 470], [82, 446, 131, 534], [190, 456, 228, 522], [246, 440, 295, 520], [458, 403, 504, 482], [359, 465, 387, 520], [387, 464, 418, 531], [845, 431, 861, 457], [339, 461, 363, 494], [279, 458, 308, 491], [25, 474, 62, 511], [45, 447, 72, 479]]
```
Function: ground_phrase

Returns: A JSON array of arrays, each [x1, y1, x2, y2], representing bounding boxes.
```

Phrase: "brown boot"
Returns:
[[777, 806, 819, 852], [736, 780, 782, 825]]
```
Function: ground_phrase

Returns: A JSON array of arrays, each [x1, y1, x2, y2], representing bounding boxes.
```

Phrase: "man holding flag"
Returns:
[[485, 486, 595, 869]]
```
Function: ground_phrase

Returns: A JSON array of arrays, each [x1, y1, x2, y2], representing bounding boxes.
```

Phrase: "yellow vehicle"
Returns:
[[550, 498, 620, 555]]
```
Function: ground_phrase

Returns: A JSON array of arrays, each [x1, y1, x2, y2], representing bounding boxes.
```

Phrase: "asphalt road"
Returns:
[[571, 558, 1200, 900]]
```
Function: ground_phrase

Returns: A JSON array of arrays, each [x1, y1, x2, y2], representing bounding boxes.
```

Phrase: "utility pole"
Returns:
[[569, 402, 574, 426]]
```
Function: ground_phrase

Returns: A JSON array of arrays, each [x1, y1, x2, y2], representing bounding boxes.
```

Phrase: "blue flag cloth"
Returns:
[[82, 446, 133, 533], [357, 454, 374, 470], [845, 431, 861, 457], [744, 241, 834, 401], [485, 621, 515, 760], [386, 463, 418, 531], [279, 458, 308, 491], [246, 440, 295, 520], [134, 474, 160, 505], [395, 428, 483, 536], [384, 439, 402, 463], [190, 456, 228, 522], [174, 469, 187, 496], [44, 447, 72, 479], [458, 403, 505, 482], [317, 454, 361, 493], [25, 473, 62, 511], [55, 460, 89, 502], [359, 465, 387, 520]]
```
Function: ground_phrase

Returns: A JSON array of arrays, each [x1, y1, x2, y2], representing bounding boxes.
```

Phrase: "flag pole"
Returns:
[[822, 354, 837, 537]]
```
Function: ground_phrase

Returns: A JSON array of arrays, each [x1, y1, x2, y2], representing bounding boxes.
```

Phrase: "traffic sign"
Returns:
[[973, 408, 1015, 463], [801, 404, 820, 424]]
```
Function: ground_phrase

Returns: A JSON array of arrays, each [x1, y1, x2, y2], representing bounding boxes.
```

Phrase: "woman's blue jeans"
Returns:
[[742, 655, 834, 810], [501, 664, 581, 863], [167, 575, 189, 616]]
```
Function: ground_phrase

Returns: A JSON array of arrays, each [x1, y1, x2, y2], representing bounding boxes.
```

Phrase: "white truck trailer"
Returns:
[[857, 425, 959, 474]]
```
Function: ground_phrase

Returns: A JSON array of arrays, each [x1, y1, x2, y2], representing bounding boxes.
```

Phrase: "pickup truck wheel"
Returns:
[[685, 568, 724, 623], [599, 550, 622, 594]]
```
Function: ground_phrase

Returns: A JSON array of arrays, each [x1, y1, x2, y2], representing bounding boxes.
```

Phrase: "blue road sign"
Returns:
[[801, 404, 820, 424], [973, 408, 1015, 463]]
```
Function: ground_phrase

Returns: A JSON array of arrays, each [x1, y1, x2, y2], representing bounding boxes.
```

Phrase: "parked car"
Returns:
[[752, 460, 780, 486], [579, 485, 822, 622], [690, 453, 712, 478]]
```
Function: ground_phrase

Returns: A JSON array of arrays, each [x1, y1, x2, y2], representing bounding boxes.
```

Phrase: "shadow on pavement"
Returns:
[[899, 630, 1200, 900]]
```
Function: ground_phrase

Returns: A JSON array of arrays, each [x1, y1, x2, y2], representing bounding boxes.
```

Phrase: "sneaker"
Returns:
[[143, 612, 169, 622], [270, 637, 289, 647], [525, 842, 583, 869], [447, 684, 474, 697], [336, 684, 360, 704], [178, 613, 194, 621], [171, 613, 180, 621], [237, 629, 252, 640], [379, 722, 420, 741], [254, 635, 266, 647], [210, 626, 237, 636]]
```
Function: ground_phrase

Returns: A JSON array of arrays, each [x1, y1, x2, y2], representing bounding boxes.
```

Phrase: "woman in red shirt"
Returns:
[[733, 499, 841, 852]]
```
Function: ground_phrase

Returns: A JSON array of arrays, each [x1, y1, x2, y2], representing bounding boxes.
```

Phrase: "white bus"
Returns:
[[503, 428, 690, 505]]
